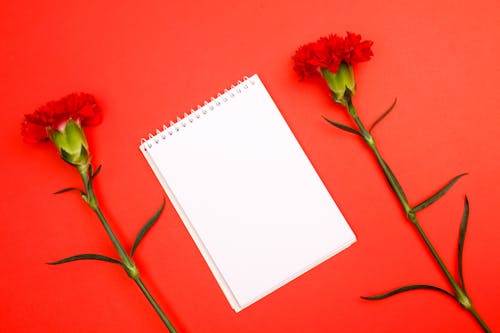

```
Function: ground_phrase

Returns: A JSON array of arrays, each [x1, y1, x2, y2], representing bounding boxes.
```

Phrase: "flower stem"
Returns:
[[135, 276, 178, 332], [345, 101, 491, 332], [78, 165, 177, 332], [469, 306, 491, 332]]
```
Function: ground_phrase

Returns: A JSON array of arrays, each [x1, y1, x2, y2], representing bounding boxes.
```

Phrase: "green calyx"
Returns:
[[321, 62, 356, 106], [49, 119, 90, 167]]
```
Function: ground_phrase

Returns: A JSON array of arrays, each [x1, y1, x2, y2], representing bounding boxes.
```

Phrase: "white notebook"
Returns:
[[140, 74, 356, 312]]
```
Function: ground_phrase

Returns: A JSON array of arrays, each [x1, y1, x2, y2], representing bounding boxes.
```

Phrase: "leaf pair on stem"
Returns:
[[322, 98, 397, 138], [362, 196, 470, 301], [48, 165, 165, 268]]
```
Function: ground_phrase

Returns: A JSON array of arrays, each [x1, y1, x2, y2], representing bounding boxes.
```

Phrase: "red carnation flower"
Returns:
[[22, 93, 102, 143], [292, 32, 373, 79]]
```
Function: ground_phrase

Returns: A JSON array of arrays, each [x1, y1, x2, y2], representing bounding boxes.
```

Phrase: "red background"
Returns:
[[1, 1, 499, 332]]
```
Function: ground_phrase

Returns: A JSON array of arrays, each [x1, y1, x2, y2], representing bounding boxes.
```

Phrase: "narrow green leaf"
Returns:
[[412, 173, 467, 213], [361, 284, 455, 300], [53, 187, 83, 195], [47, 253, 122, 265], [380, 158, 408, 203], [91, 164, 102, 180], [458, 196, 470, 292], [322, 116, 362, 137], [369, 98, 397, 133], [131, 199, 166, 257]]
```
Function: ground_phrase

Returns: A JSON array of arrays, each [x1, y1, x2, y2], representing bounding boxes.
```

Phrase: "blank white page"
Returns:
[[140, 74, 356, 311]]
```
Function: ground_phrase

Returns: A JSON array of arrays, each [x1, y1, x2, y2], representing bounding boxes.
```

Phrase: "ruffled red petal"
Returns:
[[21, 119, 50, 143], [292, 43, 321, 79], [292, 32, 373, 78], [22, 93, 102, 143]]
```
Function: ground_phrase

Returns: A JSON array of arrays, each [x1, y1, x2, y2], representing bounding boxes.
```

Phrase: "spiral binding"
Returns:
[[141, 75, 256, 150]]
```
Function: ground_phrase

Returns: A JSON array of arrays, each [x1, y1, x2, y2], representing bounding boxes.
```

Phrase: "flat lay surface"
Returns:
[[1, 1, 499, 332]]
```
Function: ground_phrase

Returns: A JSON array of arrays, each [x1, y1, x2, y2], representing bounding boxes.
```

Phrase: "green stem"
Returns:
[[135, 276, 178, 332], [469, 306, 491, 333], [78, 165, 177, 332], [345, 101, 490, 332]]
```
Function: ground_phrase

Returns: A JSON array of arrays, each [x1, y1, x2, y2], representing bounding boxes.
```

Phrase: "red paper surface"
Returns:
[[1, 1, 499, 332]]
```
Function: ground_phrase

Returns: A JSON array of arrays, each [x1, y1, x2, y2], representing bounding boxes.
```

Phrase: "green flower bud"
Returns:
[[321, 62, 356, 106], [49, 119, 90, 168]]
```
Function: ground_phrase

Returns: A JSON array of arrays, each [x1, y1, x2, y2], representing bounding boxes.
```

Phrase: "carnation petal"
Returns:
[[21, 119, 49, 143], [327, 59, 341, 74], [21, 92, 102, 144], [292, 32, 373, 80]]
